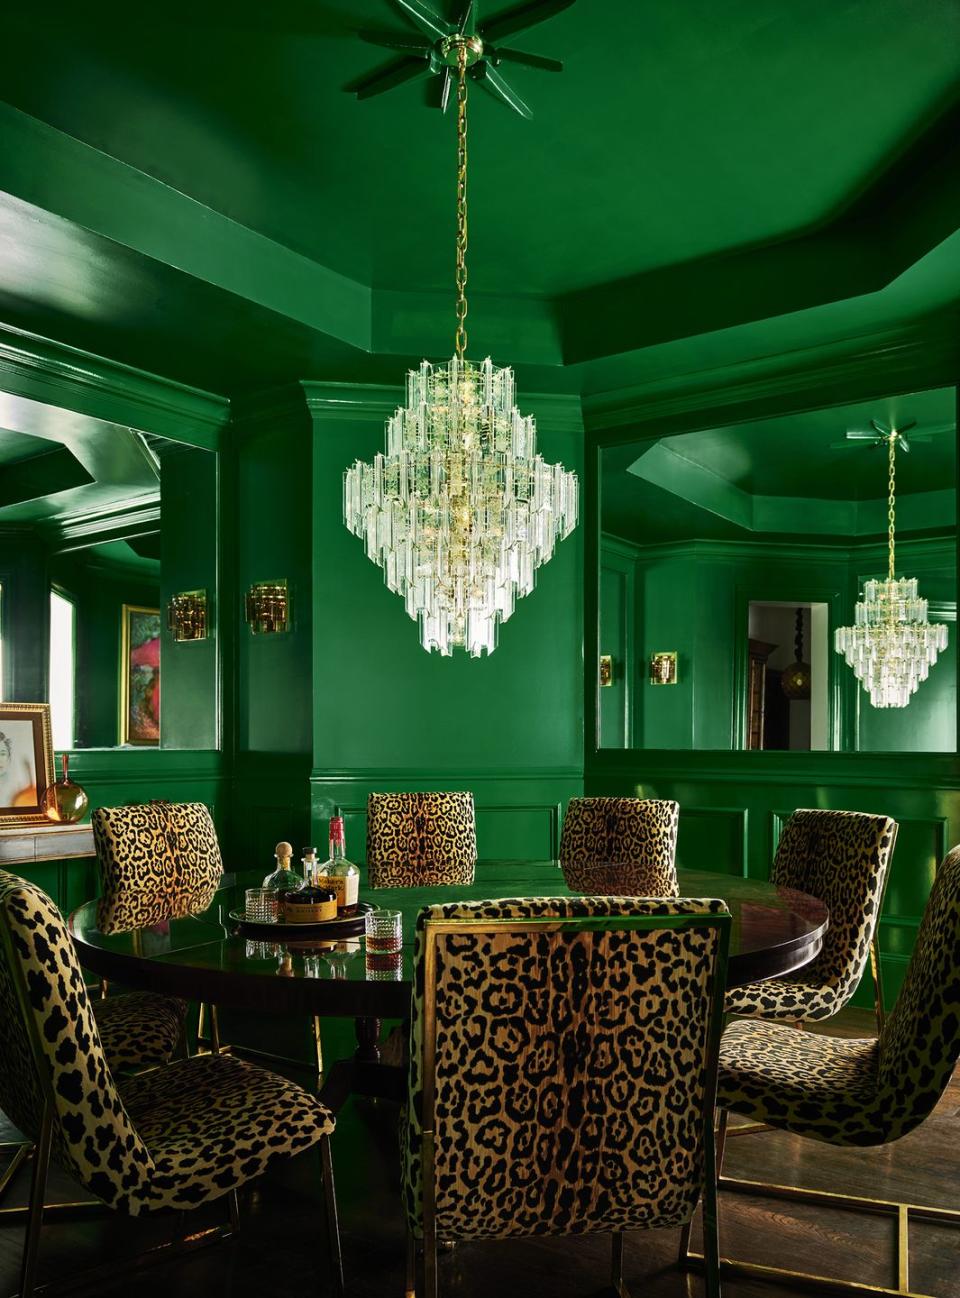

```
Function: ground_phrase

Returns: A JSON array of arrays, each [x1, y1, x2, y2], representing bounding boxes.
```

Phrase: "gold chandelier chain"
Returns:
[[455, 43, 469, 361], [888, 430, 896, 582]]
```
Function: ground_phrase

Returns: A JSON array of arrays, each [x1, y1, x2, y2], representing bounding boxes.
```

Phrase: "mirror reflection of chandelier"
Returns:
[[343, 27, 579, 657], [834, 425, 948, 708]]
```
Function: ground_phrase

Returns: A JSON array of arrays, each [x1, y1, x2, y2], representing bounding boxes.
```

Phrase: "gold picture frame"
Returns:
[[119, 605, 161, 746], [0, 702, 55, 827]]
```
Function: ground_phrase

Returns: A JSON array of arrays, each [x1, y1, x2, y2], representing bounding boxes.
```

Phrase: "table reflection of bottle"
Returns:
[[325, 938, 362, 980]]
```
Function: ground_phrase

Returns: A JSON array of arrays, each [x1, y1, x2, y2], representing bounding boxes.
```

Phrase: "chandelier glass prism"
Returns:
[[343, 40, 578, 657], [834, 429, 947, 708]]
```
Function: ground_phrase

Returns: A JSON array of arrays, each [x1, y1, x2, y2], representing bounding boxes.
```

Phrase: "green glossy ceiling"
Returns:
[[0, 0, 958, 395], [603, 386, 957, 546], [4, 0, 957, 295]]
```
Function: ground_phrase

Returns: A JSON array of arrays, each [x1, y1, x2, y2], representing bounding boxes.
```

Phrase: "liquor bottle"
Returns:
[[283, 846, 337, 923], [262, 841, 303, 894], [319, 807, 360, 911]]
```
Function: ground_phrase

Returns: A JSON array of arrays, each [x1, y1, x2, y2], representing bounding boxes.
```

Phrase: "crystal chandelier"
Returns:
[[343, 38, 579, 656], [834, 427, 948, 708]]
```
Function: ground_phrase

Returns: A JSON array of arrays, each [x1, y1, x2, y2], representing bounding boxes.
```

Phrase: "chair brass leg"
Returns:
[[702, 1110, 723, 1298], [678, 1108, 727, 1269], [0, 1142, 32, 1204], [209, 1004, 222, 1054], [320, 1138, 344, 1298], [19, 1106, 53, 1298], [870, 934, 886, 1035], [610, 1232, 629, 1297], [313, 1016, 325, 1078], [405, 1225, 417, 1298], [227, 1189, 240, 1234], [423, 1219, 438, 1298]]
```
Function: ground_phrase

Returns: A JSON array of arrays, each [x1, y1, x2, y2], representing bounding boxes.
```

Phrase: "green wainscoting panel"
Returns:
[[311, 772, 582, 865], [675, 807, 749, 877], [586, 749, 960, 1008], [59, 747, 228, 848], [229, 753, 314, 873]]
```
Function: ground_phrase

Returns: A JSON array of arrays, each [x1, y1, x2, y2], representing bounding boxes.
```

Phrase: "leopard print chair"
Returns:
[[724, 808, 897, 1025], [0, 870, 342, 1298], [93, 800, 225, 1063], [367, 792, 476, 888], [706, 845, 960, 1293], [402, 894, 731, 1298], [559, 797, 680, 896]]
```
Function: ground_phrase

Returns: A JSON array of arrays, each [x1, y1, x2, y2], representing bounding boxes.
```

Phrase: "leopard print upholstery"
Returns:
[[559, 798, 680, 897], [93, 801, 223, 931], [724, 809, 896, 1022], [0, 870, 334, 1213], [717, 843, 960, 1147], [92, 801, 222, 1065], [402, 894, 730, 1241], [367, 792, 476, 888], [92, 992, 186, 1071]]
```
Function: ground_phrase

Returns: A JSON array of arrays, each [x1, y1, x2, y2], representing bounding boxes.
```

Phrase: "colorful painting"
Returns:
[[0, 703, 54, 827], [120, 605, 161, 745]]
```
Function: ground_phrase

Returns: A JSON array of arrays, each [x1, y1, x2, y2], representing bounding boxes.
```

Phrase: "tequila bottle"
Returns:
[[262, 841, 302, 894]]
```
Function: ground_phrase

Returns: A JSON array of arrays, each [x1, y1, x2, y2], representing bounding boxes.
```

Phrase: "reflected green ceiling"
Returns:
[[603, 385, 957, 546], [0, 1, 958, 395]]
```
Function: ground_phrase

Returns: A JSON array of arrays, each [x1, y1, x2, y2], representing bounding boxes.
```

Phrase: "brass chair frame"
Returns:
[[408, 909, 731, 1298], [0, 893, 342, 1298], [681, 1106, 960, 1298]]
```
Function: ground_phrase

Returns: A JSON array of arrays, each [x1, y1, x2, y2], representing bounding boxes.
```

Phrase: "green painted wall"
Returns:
[[306, 383, 585, 865], [159, 445, 219, 750], [600, 534, 956, 754]]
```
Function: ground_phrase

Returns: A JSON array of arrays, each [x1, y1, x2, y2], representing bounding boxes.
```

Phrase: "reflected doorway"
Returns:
[[747, 602, 829, 751]]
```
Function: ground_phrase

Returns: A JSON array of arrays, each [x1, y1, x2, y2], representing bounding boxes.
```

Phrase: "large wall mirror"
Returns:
[[0, 424, 218, 750], [599, 385, 957, 752]]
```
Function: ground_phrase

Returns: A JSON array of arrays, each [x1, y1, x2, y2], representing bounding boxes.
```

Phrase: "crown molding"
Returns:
[[50, 496, 161, 547], [0, 323, 229, 448], [583, 315, 960, 442]]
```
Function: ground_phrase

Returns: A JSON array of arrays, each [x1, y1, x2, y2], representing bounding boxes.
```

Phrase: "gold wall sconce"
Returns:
[[599, 655, 614, 687], [245, 580, 290, 634], [649, 651, 678, 685], [167, 590, 207, 642]]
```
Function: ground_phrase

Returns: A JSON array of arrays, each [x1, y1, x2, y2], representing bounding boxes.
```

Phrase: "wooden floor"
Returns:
[[1, 1009, 957, 1298]]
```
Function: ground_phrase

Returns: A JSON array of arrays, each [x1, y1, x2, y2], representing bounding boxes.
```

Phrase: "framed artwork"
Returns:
[[0, 702, 55, 827], [120, 605, 161, 746]]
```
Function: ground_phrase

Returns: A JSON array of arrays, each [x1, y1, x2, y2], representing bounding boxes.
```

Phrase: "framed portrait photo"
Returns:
[[120, 605, 161, 746], [0, 703, 55, 827]]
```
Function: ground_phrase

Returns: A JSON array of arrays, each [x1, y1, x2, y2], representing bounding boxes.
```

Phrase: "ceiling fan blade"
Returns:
[[424, 66, 453, 111], [897, 436, 911, 454], [870, 418, 891, 436], [473, 63, 533, 117], [458, 0, 475, 34], [892, 418, 917, 435], [488, 45, 563, 71], [394, 0, 453, 40], [359, 29, 433, 53], [479, 0, 575, 44], [351, 55, 432, 99], [844, 430, 882, 440]]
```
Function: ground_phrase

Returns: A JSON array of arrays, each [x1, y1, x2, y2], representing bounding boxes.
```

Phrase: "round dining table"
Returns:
[[70, 859, 829, 1110]]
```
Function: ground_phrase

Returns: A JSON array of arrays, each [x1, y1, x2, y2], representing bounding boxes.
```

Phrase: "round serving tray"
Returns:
[[228, 901, 375, 938]]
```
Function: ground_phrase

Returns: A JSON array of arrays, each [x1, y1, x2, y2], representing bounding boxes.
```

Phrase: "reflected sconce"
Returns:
[[599, 655, 614, 687], [167, 590, 207, 642], [245, 580, 290, 635], [649, 651, 678, 685]]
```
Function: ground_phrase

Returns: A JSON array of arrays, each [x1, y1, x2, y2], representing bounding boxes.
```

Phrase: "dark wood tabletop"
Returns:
[[69, 859, 828, 1022]]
